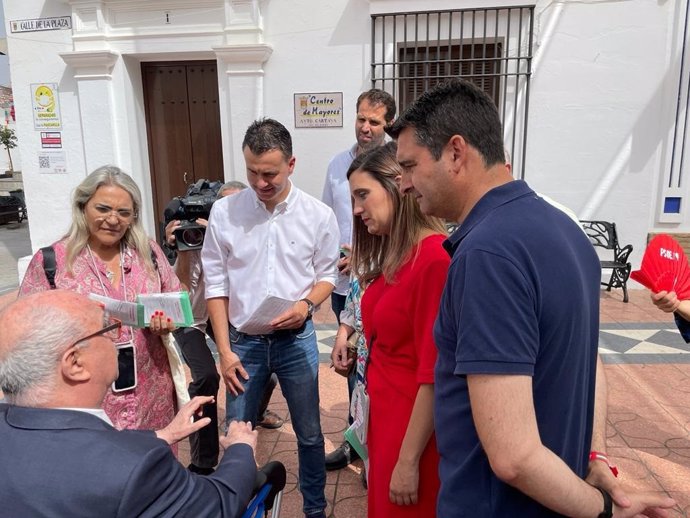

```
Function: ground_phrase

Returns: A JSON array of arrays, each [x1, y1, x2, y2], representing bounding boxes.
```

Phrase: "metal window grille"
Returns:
[[371, 6, 535, 179]]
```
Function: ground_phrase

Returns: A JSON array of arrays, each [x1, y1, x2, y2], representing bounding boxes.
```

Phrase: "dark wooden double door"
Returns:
[[142, 61, 224, 239]]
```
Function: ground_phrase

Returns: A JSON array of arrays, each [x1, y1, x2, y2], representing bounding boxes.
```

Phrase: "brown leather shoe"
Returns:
[[257, 410, 284, 429]]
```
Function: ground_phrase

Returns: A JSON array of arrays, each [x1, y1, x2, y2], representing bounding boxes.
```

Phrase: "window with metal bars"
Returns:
[[399, 43, 503, 111], [372, 6, 534, 178]]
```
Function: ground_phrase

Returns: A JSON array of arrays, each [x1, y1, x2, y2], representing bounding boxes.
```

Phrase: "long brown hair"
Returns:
[[348, 142, 446, 286]]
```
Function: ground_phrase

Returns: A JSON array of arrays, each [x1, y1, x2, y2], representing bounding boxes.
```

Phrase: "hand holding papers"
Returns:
[[238, 296, 296, 335], [89, 292, 193, 328], [88, 293, 139, 326], [137, 293, 193, 327]]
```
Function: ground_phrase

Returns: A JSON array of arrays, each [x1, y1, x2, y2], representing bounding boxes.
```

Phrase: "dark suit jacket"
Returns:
[[0, 404, 256, 517]]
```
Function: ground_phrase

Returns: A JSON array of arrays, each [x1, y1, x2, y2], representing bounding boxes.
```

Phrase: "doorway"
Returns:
[[142, 61, 224, 239]]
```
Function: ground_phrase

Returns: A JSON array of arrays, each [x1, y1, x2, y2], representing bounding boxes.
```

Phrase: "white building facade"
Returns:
[[4, 0, 690, 281]]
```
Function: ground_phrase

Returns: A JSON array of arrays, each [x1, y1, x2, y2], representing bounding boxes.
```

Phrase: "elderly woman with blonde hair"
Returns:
[[20, 165, 181, 433]]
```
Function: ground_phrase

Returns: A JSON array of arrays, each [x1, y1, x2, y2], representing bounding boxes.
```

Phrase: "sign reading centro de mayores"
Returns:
[[294, 92, 343, 128], [10, 16, 72, 33]]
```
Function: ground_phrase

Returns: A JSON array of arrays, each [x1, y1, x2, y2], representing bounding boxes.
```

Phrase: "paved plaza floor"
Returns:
[[1, 221, 689, 517]]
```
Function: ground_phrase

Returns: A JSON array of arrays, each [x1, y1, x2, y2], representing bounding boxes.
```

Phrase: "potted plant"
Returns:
[[0, 126, 17, 177]]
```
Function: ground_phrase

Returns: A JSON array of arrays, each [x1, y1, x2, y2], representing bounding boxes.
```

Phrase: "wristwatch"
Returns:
[[596, 487, 613, 518], [300, 298, 314, 319]]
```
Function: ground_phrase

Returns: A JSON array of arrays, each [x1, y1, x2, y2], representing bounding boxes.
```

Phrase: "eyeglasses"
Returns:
[[92, 203, 136, 221], [72, 316, 122, 348]]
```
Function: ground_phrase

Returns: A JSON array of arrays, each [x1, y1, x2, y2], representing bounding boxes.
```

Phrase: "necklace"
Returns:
[[87, 244, 123, 286], [87, 242, 132, 344]]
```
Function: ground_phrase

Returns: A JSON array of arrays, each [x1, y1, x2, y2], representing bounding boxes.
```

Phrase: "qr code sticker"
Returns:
[[39, 156, 50, 169]]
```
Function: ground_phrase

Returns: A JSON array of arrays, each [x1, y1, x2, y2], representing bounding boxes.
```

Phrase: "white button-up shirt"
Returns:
[[322, 144, 356, 296], [202, 182, 339, 329]]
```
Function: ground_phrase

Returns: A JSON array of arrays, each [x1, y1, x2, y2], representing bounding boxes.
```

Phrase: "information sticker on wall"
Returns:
[[38, 150, 67, 174], [31, 83, 62, 130], [294, 92, 343, 128], [40, 132, 62, 148]]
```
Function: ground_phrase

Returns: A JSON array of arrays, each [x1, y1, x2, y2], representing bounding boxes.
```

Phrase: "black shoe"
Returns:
[[325, 441, 360, 471], [188, 463, 215, 476]]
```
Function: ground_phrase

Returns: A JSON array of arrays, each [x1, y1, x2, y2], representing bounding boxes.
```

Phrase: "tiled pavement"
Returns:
[[1, 222, 689, 517], [0, 220, 30, 294], [183, 291, 690, 518]]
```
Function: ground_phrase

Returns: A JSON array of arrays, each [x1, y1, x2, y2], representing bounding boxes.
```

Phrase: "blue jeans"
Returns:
[[225, 320, 326, 516]]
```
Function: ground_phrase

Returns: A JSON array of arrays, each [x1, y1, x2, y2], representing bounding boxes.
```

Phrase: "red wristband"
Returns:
[[589, 451, 618, 477]]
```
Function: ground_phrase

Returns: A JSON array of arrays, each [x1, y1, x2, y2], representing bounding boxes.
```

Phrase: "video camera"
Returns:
[[163, 179, 223, 251]]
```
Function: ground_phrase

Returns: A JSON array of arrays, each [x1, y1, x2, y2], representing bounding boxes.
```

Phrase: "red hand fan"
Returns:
[[630, 269, 655, 291], [632, 234, 690, 298]]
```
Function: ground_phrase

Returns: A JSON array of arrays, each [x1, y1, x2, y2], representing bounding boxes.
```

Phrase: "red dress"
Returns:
[[361, 234, 450, 518]]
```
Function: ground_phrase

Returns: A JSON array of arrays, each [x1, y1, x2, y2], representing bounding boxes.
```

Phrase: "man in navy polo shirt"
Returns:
[[388, 79, 675, 517]]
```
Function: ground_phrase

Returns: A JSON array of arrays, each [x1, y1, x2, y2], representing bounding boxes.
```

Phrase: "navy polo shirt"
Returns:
[[434, 180, 601, 517], [674, 313, 690, 343]]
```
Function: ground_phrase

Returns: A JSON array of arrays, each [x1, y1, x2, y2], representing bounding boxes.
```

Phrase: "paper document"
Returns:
[[88, 293, 139, 327], [137, 292, 193, 327], [239, 296, 295, 335], [344, 384, 369, 461], [88, 292, 193, 328]]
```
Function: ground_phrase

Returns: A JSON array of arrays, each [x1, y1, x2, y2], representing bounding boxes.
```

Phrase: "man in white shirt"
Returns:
[[166, 181, 283, 476], [203, 118, 339, 518], [321, 88, 396, 471], [0, 289, 258, 517]]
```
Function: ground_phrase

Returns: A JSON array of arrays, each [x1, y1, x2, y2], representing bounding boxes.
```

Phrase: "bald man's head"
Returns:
[[0, 290, 103, 406]]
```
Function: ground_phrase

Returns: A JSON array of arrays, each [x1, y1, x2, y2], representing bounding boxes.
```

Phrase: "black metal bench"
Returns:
[[580, 220, 633, 302], [0, 190, 27, 225]]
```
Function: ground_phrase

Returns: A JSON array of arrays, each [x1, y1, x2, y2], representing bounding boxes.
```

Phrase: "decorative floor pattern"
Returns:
[[600, 323, 690, 363], [316, 323, 690, 364]]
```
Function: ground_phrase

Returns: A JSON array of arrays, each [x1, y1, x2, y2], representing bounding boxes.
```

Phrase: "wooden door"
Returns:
[[142, 61, 224, 239]]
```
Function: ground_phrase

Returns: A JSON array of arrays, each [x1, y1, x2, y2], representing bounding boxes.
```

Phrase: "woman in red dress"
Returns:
[[347, 142, 450, 518]]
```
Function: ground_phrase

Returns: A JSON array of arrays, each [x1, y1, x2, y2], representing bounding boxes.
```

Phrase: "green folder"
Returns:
[[136, 291, 194, 327], [344, 426, 368, 462]]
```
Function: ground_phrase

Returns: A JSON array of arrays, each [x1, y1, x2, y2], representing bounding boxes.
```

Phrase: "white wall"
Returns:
[[4, 0, 690, 285], [260, 0, 372, 199], [3, 0, 80, 248], [525, 0, 680, 271]]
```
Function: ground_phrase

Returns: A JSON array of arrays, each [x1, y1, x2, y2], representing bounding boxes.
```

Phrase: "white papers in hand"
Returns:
[[239, 296, 295, 335], [138, 292, 191, 325], [88, 293, 139, 327]]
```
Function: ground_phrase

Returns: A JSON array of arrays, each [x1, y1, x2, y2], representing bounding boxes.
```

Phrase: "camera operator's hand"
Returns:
[[220, 350, 250, 396], [195, 218, 209, 228], [165, 220, 181, 247]]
